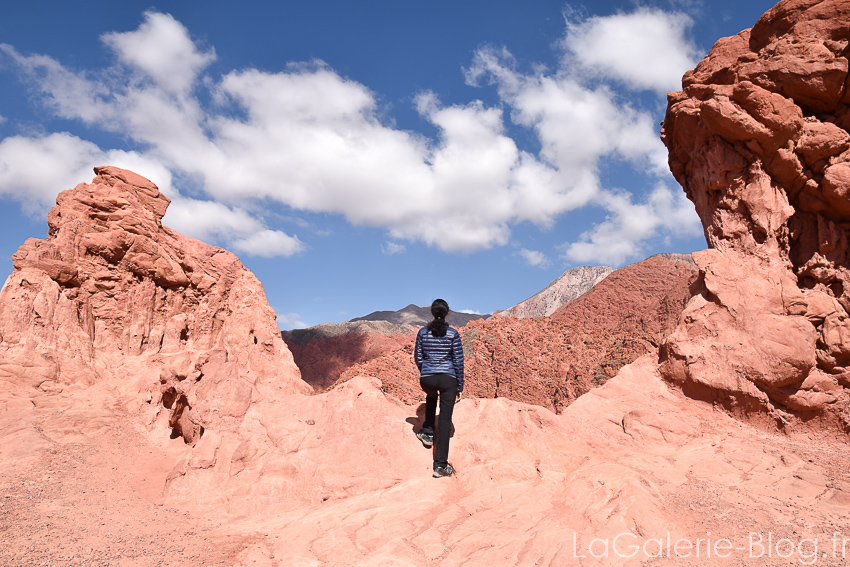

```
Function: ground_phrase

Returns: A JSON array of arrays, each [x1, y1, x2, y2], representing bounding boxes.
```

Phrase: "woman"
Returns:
[[414, 298, 464, 478]]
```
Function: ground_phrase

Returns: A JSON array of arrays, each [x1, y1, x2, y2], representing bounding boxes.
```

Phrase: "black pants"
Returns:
[[419, 373, 457, 468]]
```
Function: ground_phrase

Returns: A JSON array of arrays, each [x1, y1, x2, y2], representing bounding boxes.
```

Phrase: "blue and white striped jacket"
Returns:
[[414, 326, 465, 392]]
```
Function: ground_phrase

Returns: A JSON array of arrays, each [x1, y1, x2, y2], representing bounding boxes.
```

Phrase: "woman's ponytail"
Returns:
[[427, 298, 449, 337]]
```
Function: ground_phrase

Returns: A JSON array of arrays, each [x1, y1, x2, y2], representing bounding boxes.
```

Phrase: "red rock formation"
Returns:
[[661, 0, 850, 430], [283, 321, 415, 390], [340, 255, 697, 411], [338, 340, 419, 400], [0, 166, 310, 447]]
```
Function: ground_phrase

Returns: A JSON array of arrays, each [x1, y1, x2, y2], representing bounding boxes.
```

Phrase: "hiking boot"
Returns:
[[416, 429, 433, 448], [433, 464, 454, 478]]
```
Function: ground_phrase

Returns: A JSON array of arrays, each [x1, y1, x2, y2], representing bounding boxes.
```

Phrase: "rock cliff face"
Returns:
[[496, 265, 614, 319], [339, 255, 697, 412], [661, 0, 850, 430], [0, 167, 310, 447]]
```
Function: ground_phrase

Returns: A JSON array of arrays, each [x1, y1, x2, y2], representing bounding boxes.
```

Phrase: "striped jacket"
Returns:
[[414, 326, 465, 392]]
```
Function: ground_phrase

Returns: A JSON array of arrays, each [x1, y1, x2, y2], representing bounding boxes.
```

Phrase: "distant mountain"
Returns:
[[495, 253, 695, 319], [647, 252, 695, 265], [282, 305, 488, 391], [285, 254, 695, 394], [496, 266, 615, 319], [350, 304, 489, 327]]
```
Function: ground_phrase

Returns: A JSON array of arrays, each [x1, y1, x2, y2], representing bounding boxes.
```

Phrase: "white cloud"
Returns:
[[382, 241, 406, 255], [517, 248, 551, 268], [275, 311, 307, 330], [563, 183, 702, 265], [164, 197, 266, 241], [465, 46, 670, 207], [0, 44, 110, 123], [561, 8, 701, 94], [101, 11, 215, 94], [0, 131, 183, 214], [230, 229, 304, 258], [162, 196, 304, 257], [458, 309, 481, 315], [0, 131, 301, 258], [0, 7, 699, 264], [0, 132, 106, 214]]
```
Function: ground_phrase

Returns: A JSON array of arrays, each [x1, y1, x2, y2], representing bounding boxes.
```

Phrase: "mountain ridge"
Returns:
[[349, 303, 488, 327], [495, 265, 615, 319]]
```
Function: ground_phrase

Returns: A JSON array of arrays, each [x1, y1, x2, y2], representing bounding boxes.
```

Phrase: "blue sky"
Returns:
[[0, 0, 775, 328]]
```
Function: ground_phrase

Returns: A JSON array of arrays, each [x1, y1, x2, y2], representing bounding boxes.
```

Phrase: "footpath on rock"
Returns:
[[5, 357, 850, 566]]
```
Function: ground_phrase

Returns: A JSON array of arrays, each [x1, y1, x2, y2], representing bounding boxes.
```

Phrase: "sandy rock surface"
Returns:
[[0, 385, 255, 566], [4, 360, 850, 566]]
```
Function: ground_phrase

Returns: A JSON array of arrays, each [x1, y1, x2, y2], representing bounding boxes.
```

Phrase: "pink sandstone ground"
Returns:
[[3, 1, 850, 565], [5, 359, 850, 566]]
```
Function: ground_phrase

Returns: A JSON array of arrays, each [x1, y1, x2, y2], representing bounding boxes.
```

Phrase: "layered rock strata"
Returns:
[[661, 0, 850, 429]]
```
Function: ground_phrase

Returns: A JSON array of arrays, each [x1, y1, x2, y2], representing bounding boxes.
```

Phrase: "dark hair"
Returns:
[[427, 298, 449, 337]]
